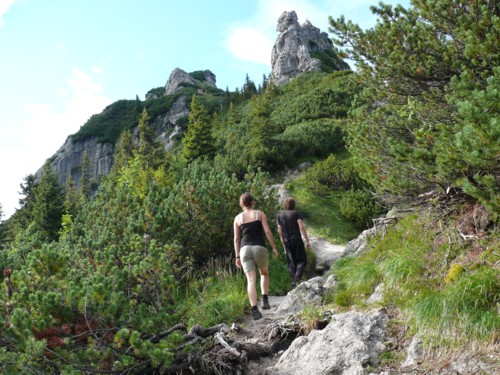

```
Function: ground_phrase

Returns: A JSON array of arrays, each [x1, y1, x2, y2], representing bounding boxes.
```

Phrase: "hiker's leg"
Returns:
[[295, 259, 307, 281], [245, 270, 258, 306], [259, 266, 269, 296]]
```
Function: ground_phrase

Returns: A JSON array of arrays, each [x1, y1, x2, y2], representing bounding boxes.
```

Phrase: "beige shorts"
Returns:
[[240, 245, 269, 273]]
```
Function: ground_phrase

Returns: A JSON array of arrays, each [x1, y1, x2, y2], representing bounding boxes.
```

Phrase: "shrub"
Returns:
[[145, 87, 165, 99], [339, 189, 384, 228], [275, 119, 345, 159], [304, 155, 363, 197]]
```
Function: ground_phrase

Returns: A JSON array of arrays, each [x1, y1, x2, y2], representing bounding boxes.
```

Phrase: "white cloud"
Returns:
[[225, 27, 272, 65], [0, 0, 17, 27], [0, 68, 111, 218]]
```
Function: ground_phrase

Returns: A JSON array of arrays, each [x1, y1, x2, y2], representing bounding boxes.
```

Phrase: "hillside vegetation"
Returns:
[[0, 1, 498, 373]]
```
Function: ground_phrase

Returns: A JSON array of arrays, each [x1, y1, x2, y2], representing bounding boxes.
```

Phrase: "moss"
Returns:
[[444, 263, 464, 284]]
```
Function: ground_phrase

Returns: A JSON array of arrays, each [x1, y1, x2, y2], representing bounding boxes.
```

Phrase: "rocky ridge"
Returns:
[[36, 68, 204, 186], [271, 10, 349, 85], [35, 10, 348, 188]]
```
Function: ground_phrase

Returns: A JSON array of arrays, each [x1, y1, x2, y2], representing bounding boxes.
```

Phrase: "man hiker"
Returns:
[[277, 197, 311, 288]]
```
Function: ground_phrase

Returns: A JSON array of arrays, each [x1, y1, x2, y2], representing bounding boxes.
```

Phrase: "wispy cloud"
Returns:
[[0, 68, 111, 218], [0, 0, 17, 27]]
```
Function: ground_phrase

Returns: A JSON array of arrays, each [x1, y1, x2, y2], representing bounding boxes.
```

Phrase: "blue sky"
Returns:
[[0, 0, 409, 218]]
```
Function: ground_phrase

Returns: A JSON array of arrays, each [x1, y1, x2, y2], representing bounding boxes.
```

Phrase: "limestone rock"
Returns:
[[276, 276, 325, 314], [400, 335, 423, 370], [323, 274, 338, 290], [271, 11, 349, 86], [367, 283, 385, 304], [271, 310, 388, 375], [38, 78, 192, 187], [36, 135, 114, 189], [343, 226, 378, 256], [164, 68, 216, 95], [151, 95, 189, 151], [450, 353, 496, 374]]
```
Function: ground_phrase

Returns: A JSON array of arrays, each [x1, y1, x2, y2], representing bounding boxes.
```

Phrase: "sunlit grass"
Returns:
[[285, 176, 361, 244], [329, 214, 500, 344]]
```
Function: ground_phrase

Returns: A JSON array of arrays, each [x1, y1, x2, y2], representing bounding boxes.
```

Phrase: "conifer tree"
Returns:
[[113, 129, 136, 172], [242, 74, 257, 100], [32, 162, 64, 241], [80, 151, 92, 201], [181, 95, 215, 163], [16, 174, 37, 229], [63, 174, 80, 217], [328, 0, 499, 212], [138, 108, 164, 169]]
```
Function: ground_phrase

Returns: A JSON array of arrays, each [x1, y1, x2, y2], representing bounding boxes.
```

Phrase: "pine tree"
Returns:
[[79, 151, 92, 202], [328, 0, 500, 212], [63, 174, 80, 217], [32, 162, 64, 242], [181, 96, 215, 163], [113, 129, 136, 172], [138, 108, 164, 169], [242, 74, 257, 100], [17, 174, 37, 229]]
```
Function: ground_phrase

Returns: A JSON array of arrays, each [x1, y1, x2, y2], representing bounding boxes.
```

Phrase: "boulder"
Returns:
[[276, 276, 325, 314], [366, 283, 385, 305], [343, 226, 378, 257], [270, 310, 388, 375]]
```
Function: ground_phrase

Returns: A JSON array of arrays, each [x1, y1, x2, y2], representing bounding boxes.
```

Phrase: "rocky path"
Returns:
[[234, 230, 348, 374], [309, 233, 346, 271]]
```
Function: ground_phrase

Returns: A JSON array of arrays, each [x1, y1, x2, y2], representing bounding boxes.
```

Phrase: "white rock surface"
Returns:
[[270, 310, 388, 375]]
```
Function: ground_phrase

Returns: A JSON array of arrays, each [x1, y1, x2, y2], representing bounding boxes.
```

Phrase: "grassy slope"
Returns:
[[285, 175, 361, 245]]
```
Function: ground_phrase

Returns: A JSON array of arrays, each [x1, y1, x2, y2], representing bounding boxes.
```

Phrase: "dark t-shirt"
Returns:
[[277, 210, 303, 243]]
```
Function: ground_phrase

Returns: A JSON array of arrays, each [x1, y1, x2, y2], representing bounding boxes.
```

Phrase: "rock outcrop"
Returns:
[[277, 275, 337, 314], [271, 310, 388, 375], [271, 11, 349, 86], [40, 136, 115, 188], [38, 69, 206, 187], [164, 68, 216, 95]]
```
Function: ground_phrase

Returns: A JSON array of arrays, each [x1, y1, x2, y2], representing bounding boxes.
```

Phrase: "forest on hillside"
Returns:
[[0, 1, 498, 373]]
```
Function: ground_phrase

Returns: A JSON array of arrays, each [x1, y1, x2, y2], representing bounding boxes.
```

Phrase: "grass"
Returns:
[[285, 175, 361, 244], [180, 252, 292, 329], [329, 212, 500, 345]]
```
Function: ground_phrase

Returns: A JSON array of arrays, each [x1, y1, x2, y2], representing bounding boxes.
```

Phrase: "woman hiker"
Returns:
[[234, 192, 279, 320], [277, 197, 311, 288]]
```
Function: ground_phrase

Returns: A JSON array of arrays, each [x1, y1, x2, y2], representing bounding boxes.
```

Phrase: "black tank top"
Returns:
[[240, 220, 265, 247]]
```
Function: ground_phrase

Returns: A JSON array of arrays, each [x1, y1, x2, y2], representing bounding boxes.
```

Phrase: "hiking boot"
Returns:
[[261, 296, 270, 310], [251, 307, 262, 320], [291, 280, 297, 289]]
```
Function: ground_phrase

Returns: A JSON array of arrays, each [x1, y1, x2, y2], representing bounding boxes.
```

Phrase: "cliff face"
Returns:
[[271, 11, 349, 85], [38, 69, 197, 187]]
